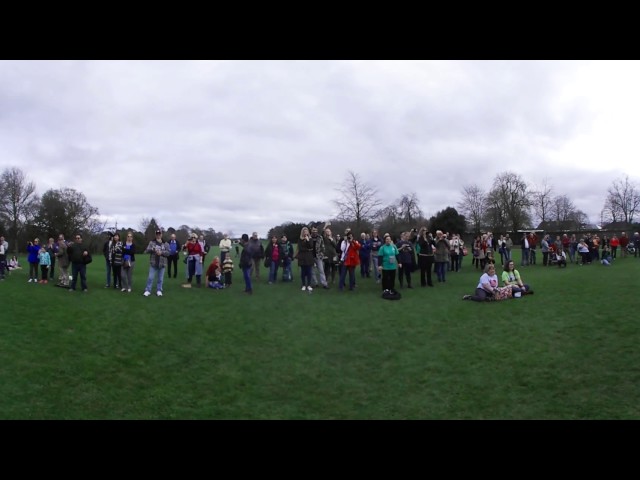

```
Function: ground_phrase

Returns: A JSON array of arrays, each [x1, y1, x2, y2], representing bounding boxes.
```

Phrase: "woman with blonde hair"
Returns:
[[296, 226, 315, 291]]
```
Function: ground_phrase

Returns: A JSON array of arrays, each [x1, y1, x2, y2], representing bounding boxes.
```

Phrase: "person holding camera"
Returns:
[[296, 227, 315, 291], [27, 238, 41, 283], [395, 231, 414, 288], [338, 228, 361, 292], [434, 230, 450, 283], [143, 229, 170, 297], [416, 227, 435, 287], [323, 227, 339, 286]]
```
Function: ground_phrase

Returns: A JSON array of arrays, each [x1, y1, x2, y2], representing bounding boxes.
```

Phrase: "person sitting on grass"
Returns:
[[208, 268, 224, 289], [501, 260, 533, 296], [462, 264, 500, 302], [206, 256, 221, 284], [601, 245, 613, 266], [8, 255, 21, 270], [554, 249, 567, 268]]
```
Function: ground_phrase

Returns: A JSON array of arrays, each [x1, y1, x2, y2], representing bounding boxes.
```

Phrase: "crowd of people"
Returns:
[[1, 227, 638, 302]]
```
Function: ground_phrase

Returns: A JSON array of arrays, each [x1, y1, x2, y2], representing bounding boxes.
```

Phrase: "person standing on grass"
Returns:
[[541, 234, 550, 267], [167, 233, 181, 279], [370, 229, 383, 283], [247, 232, 264, 280], [338, 228, 361, 292], [280, 234, 294, 282], [619, 232, 629, 258], [182, 233, 204, 288], [0, 235, 8, 280], [37, 247, 51, 284], [219, 233, 232, 264], [310, 226, 328, 289], [577, 238, 590, 265], [222, 252, 234, 287], [109, 233, 124, 290], [416, 227, 435, 287], [121, 232, 136, 293], [633, 232, 640, 258], [46, 237, 57, 281], [610, 234, 619, 260], [239, 233, 253, 294], [323, 227, 339, 286], [377, 233, 400, 293], [433, 230, 450, 283], [103, 232, 113, 288], [396, 231, 414, 288], [296, 227, 315, 292], [264, 235, 283, 284], [27, 238, 41, 283], [359, 232, 372, 279], [143, 229, 170, 297], [67, 234, 90, 292], [55, 234, 70, 288]]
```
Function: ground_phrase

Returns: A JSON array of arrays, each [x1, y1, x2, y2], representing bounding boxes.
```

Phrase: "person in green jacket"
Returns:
[[377, 234, 400, 293]]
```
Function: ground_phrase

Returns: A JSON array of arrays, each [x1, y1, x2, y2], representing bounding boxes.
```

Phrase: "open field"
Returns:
[[1, 248, 639, 419]]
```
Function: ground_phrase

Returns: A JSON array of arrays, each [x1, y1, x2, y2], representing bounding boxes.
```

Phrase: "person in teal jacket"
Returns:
[[377, 234, 400, 293]]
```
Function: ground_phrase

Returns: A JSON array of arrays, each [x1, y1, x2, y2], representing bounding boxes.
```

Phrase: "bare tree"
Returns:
[[332, 171, 382, 233], [551, 194, 577, 222], [397, 193, 423, 226], [532, 177, 554, 226], [604, 175, 640, 224], [457, 184, 486, 234], [485, 171, 533, 233], [0, 167, 39, 252]]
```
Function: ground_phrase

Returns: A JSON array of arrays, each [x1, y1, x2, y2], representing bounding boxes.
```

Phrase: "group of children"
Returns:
[[205, 252, 235, 289]]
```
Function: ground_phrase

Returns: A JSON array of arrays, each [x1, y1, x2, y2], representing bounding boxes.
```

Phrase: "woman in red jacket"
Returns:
[[338, 228, 361, 291]]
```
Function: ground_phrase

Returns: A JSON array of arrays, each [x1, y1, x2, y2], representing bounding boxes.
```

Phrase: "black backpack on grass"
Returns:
[[382, 289, 401, 300]]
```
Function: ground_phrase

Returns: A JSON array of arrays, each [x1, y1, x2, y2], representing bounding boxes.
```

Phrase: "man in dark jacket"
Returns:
[[68, 233, 91, 292], [247, 232, 264, 280], [240, 234, 253, 294], [103, 232, 113, 288]]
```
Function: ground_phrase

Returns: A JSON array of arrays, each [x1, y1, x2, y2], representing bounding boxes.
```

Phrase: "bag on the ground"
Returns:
[[382, 289, 402, 300]]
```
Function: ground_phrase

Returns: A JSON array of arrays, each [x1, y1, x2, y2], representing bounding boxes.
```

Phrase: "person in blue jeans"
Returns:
[[143, 229, 170, 297]]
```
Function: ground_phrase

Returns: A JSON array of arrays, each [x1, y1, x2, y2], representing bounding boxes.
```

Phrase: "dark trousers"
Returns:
[[381, 269, 396, 291], [49, 257, 56, 279], [542, 252, 549, 266], [398, 264, 412, 287], [71, 263, 87, 290], [40, 265, 49, 280], [418, 255, 434, 286], [224, 271, 232, 285], [112, 264, 122, 287], [168, 254, 179, 278], [450, 253, 459, 272], [339, 265, 356, 290], [324, 259, 337, 283]]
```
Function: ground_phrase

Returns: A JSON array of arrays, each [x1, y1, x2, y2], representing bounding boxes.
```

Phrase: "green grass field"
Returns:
[[1, 248, 639, 419]]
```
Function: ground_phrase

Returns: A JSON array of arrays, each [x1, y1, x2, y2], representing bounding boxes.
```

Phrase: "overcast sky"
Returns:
[[1, 60, 639, 236]]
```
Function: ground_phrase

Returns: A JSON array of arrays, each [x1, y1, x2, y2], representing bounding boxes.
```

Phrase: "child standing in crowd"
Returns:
[[38, 246, 51, 284], [222, 253, 234, 287]]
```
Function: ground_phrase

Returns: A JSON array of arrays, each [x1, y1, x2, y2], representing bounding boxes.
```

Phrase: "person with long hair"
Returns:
[[462, 264, 500, 302], [339, 228, 361, 292], [323, 227, 339, 286], [296, 226, 314, 292], [121, 232, 137, 293], [109, 233, 124, 290], [416, 227, 435, 287], [182, 233, 204, 288], [501, 260, 533, 296]]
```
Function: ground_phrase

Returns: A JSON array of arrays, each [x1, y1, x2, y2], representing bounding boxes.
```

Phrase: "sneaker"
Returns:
[[43, 280, 48, 284], [462, 295, 471, 300], [121, 288, 126, 292], [83, 289, 88, 292], [182, 283, 192, 288], [28, 278, 33, 283], [127, 289, 132, 293], [307, 286, 313, 292], [301, 286, 307, 291], [38, 280, 44, 284], [157, 291, 163, 297], [143, 291, 151, 297]]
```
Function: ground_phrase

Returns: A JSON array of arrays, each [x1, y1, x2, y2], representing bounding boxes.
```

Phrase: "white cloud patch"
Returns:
[[1, 60, 640, 236]]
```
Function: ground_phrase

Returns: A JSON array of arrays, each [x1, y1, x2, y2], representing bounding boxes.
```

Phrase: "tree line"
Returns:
[[2, 166, 639, 252]]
